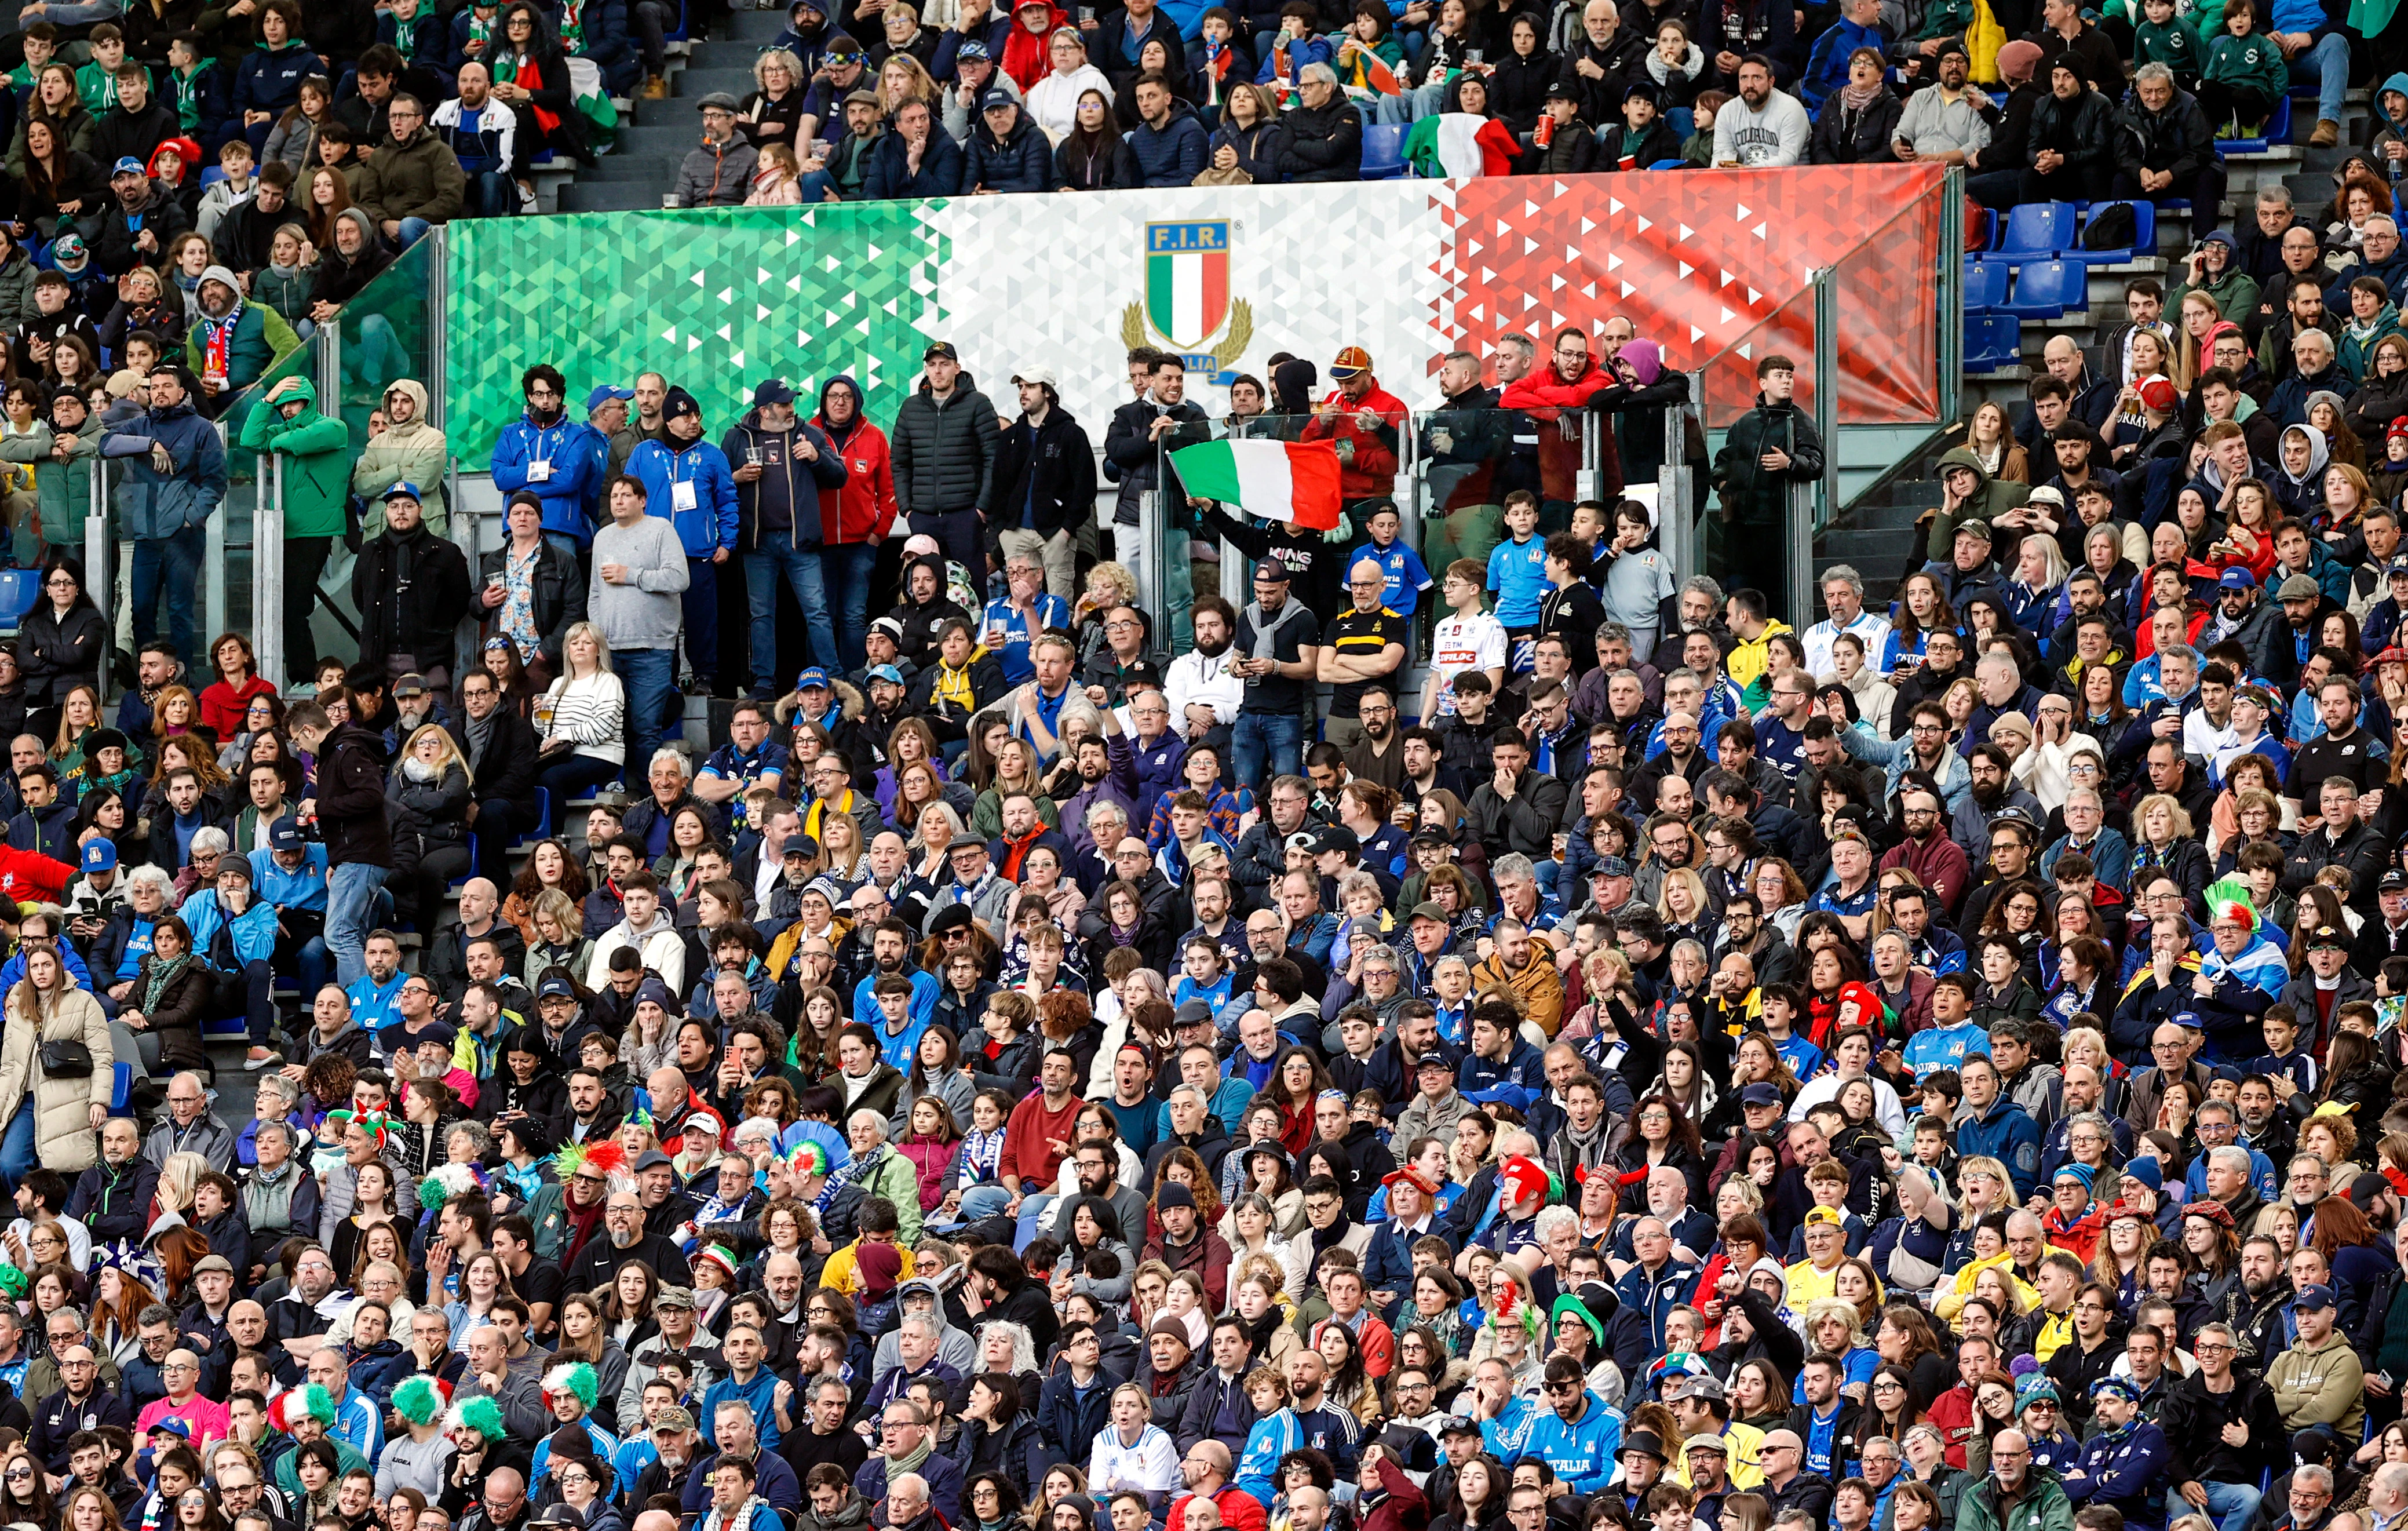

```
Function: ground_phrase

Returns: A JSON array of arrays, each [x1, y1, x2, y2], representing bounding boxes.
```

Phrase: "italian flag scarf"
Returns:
[[197, 294, 243, 380]]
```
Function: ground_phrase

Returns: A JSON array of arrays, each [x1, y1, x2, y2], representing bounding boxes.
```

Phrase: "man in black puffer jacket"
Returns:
[[1276, 65, 1363, 181], [888, 342, 1000, 579]]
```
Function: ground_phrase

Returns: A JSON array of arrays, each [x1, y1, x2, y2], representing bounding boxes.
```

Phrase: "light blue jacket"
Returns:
[[492, 411, 607, 543]]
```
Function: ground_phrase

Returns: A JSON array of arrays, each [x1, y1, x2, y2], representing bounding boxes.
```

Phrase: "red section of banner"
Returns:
[[1438, 164, 1947, 425]]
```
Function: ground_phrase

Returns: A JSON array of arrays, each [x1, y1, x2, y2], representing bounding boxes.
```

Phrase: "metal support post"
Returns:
[[255, 456, 285, 699], [1939, 167, 1965, 425], [1801, 265, 1839, 627], [205, 427, 229, 654], [1659, 382, 1696, 585]]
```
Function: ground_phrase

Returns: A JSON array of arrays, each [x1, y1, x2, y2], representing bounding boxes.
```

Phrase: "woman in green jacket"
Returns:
[[237, 375, 348, 688]]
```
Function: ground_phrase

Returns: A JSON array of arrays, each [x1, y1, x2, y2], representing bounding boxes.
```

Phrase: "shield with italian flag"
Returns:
[[1172, 438, 1344, 531]]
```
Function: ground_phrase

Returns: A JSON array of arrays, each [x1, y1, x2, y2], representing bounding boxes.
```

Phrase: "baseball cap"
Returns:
[[1955, 517, 1992, 542], [1407, 901, 1448, 924], [2308, 925, 2348, 950], [1414, 1054, 1456, 1075], [781, 834, 816, 860], [794, 666, 831, 690], [2219, 566, 2257, 590], [654, 1286, 696, 1311], [866, 664, 905, 686], [751, 378, 797, 406], [2383, 870, 2408, 894], [111, 156, 144, 176], [2138, 375, 2179, 414], [148, 1418, 191, 1439], [1013, 364, 1059, 388], [392, 672, 428, 699], [1738, 1082, 1782, 1109], [537, 974, 577, 1001], [957, 37, 990, 57], [1310, 825, 1360, 857], [1662, 1374, 1724, 1403], [2349, 1171, 2394, 1207], [1255, 557, 1290, 583], [652, 1407, 696, 1435], [383, 481, 422, 502], [979, 85, 1017, 110], [1330, 345, 1373, 378], [1592, 855, 1632, 878], [79, 840, 115, 873], [924, 340, 960, 362], [585, 383, 634, 413], [2297, 1283, 2338, 1311]]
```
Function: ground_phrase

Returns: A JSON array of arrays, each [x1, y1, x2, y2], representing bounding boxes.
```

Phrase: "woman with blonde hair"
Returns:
[[971, 737, 1059, 839], [1072, 561, 1140, 668], [535, 621, 626, 801], [2129, 790, 2210, 906], [877, 54, 943, 118], [739, 47, 807, 150], [386, 723, 473, 935]]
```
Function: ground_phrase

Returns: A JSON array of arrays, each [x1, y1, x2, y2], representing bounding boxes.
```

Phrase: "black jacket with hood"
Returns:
[[989, 398, 1098, 539], [719, 405, 848, 548]]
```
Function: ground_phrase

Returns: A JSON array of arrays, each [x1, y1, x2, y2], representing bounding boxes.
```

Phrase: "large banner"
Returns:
[[444, 165, 1944, 457]]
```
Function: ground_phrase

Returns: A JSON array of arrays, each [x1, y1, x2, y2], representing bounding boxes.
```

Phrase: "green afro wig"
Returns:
[[444, 1395, 508, 1442], [392, 1376, 450, 1426], [295, 1384, 337, 1426]]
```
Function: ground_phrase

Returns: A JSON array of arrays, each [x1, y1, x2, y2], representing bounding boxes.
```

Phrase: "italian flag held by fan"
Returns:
[[1171, 439, 1343, 530]]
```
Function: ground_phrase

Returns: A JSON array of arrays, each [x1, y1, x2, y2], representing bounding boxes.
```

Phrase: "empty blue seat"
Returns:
[[0, 568, 39, 630], [200, 165, 227, 186], [2072, 199, 2154, 264], [1965, 314, 2023, 371], [1990, 202, 2077, 264], [1668, 107, 1694, 138], [1962, 260, 2009, 312], [1998, 257, 2086, 320], [1360, 122, 1409, 178]]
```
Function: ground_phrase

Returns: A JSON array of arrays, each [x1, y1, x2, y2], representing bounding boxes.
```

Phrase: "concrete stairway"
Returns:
[[1817, 90, 2378, 609], [554, 6, 787, 212]]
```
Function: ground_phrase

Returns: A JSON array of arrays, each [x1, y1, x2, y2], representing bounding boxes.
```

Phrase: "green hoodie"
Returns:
[[2204, 27, 2286, 100], [2135, 14, 2202, 81], [1924, 444, 2029, 562], [0, 409, 98, 549], [236, 377, 350, 538]]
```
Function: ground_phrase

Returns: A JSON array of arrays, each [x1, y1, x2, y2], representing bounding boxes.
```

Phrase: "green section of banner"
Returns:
[[444, 203, 948, 458]]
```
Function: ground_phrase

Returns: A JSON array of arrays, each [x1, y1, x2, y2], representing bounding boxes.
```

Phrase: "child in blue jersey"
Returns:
[[1172, 936, 1238, 1022], [1486, 491, 1549, 667], [1345, 502, 1435, 619]]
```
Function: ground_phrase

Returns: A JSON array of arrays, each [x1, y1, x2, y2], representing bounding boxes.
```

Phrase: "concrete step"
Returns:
[[560, 179, 685, 212], [584, 148, 689, 180], [727, 8, 790, 41], [674, 64, 762, 96], [1854, 499, 1926, 531]]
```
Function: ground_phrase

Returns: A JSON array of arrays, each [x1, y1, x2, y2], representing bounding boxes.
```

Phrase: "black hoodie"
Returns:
[[890, 552, 969, 662]]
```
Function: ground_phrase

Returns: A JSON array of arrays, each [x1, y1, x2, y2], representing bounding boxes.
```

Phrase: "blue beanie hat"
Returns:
[[2121, 1157, 2163, 1192]]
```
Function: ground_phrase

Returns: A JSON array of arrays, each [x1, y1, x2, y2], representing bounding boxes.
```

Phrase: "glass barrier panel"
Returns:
[[1175, 412, 1384, 632], [1695, 282, 1820, 623], [335, 236, 436, 447]]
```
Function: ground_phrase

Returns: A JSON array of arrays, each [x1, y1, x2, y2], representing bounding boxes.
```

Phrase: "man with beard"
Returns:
[[1106, 353, 1213, 602], [1892, 46, 1988, 163], [352, 481, 471, 690], [492, 363, 607, 554], [97, 363, 226, 674], [567, 1190, 685, 1294], [1320, 560, 1409, 754], [1951, 747, 2042, 867], [1166, 596, 1242, 761], [887, 553, 971, 669], [182, 263, 301, 409]]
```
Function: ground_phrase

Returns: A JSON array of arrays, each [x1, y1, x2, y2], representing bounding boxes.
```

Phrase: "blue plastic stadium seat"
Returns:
[[1988, 201, 2077, 265], [2071, 199, 2154, 264], [0, 568, 39, 630], [1965, 313, 2023, 372], [202, 1011, 247, 1038], [2219, 94, 2290, 154], [1647, 158, 1686, 169], [1668, 107, 1694, 138], [110, 1062, 129, 1112], [1962, 260, 2008, 313], [1360, 122, 1409, 179], [200, 165, 228, 186], [1998, 258, 2086, 320]]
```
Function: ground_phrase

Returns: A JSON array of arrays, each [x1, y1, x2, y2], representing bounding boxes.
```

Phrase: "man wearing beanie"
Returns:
[[1962, 39, 2046, 209], [1142, 1182, 1232, 1312]]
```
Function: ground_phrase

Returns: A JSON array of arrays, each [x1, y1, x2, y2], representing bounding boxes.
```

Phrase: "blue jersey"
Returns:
[[980, 592, 1071, 686], [1487, 534, 1549, 626], [1347, 537, 1434, 618]]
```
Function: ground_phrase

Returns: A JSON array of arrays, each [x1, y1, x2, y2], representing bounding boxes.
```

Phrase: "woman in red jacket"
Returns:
[[197, 634, 280, 738]]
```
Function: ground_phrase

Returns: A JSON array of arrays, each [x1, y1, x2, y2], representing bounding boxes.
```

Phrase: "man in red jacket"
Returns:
[[1301, 345, 1406, 508], [1001, 1049, 1083, 1249], [1499, 325, 1628, 521]]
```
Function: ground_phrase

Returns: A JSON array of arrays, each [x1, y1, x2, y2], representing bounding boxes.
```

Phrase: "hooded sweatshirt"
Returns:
[[806, 376, 897, 546], [348, 378, 450, 537], [235, 376, 349, 537]]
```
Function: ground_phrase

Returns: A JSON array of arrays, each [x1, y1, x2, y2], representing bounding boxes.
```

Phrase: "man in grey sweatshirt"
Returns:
[[591, 474, 692, 784]]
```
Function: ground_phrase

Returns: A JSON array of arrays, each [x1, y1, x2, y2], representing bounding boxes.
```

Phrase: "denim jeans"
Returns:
[[0, 1102, 35, 1191], [614, 647, 679, 786], [537, 752, 625, 803], [789, 538, 878, 677], [2199, 1481, 2261, 1531], [2290, 32, 2348, 125], [683, 556, 723, 686], [1232, 710, 1306, 792], [395, 217, 433, 249], [130, 524, 205, 673], [326, 859, 387, 988], [464, 170, 519, 218]]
